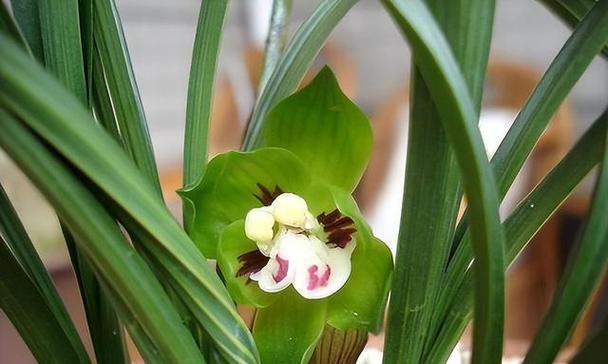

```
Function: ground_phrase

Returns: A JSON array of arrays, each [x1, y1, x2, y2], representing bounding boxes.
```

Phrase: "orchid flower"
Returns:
[[180, 68, 393, 364]]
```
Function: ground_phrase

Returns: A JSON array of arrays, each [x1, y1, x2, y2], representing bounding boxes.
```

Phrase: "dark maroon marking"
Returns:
[[236, 249, 270, 278], [253, 183, 284, 206], [317, 209, 357, 248], [317, 209, 341, 225]]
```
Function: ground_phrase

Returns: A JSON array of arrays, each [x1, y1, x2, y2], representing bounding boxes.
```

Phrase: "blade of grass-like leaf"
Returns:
[[92, 0, 160, 191], [0, 185, 91, 363], [257, 0, 292, 93], [424, 111, 608, 363], [79, 0, 94, 102], [0, 235, 89, 364], [0, 2, 28, 49], [523, 116, 608, 363], [183, 0, 228, 201], [39, 0, 86, 102], [0, 110, 206, 364], [463, 0, 608, 245], [92, 44, 122, 142], [242, 0, 358, 150], [570, 317, 608, 364], [9, 0, 43, 61], [37, 4, 127, 361], [450, 0, 608, 257], [61, 227, 129, 364], [382, 1, 505, 362], [538, 0, 608, 59], [0, 34, 259, 364], [383, 0, 494, 362], [436, 1, 608, 348]]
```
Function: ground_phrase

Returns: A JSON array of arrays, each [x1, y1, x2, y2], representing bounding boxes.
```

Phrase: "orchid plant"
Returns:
[[1, 0, 608, 364], [180, 69, 392, 361]]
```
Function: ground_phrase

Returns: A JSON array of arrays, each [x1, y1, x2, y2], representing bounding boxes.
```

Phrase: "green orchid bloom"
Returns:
[[180, 67, 393, 364]]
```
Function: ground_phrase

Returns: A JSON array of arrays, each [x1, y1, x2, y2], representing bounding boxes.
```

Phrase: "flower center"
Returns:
[[236, 184, 357, 299]]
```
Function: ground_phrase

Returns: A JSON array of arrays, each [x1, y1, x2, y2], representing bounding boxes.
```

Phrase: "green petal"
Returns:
[[326, 187, 393, 332], [216, 220, 280, 308], [180, 147, 311, 257], [253, 289, 327, 364], [260, 67, 373, 192]]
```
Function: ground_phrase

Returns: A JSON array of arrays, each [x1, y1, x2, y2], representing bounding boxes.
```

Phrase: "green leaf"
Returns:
[[92, 0, 160, 191], [538, 0, 608, 59], [242, 0, 358, 149], [523, 121, 608, 363], [423, 111, 608, 364], [0, 34, 259, 364], [382, 74, 463, 364], [79, 0, 94, 102], [491, 0, 608, 202], [253, 289, 326, 364], [217, 220, 280, 308], [180, 148, 311, 257], [0, 235, 90, 364], [570, 318, 608, 364], [429, 0, 608, 357], [183, 0, 228, 191], [386, 0, 495, 358], [0, 185, 91, 364], [9, 0, 43, 61], [39, 0, 87, 102], [382, 1, 506, 362], [258, 0, 293, 93], [0, 110, 205, 364], [259, 67, 372, 192], [0, 2, 29, 49]]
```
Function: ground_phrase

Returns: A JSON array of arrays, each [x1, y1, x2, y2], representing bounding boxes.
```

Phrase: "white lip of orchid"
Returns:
[[243, 192, 355, 299]]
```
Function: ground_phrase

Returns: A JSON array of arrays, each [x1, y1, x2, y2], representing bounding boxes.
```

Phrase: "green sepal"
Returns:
[[326, 187, 393, 332], [253, 289, 327, 364], [180, 147, 311, 257], [260, 67, 373, 192], [217, 220, 280, 308]]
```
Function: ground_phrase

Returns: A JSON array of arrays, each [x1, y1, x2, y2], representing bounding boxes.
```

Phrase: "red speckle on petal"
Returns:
[[307, 265, 331, 290], [272, 256, 289, 283]]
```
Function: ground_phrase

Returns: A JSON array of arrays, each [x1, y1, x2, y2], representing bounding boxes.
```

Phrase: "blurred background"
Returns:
[[1, 0, 607, 362]]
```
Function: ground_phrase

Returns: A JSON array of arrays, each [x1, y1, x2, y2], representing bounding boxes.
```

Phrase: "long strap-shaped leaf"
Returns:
[[538, 0, 608, 59], [36, 2, 127, 361], [38, 0, 87, 102], [424, 111, 608, 363], [0, 2, 28, 49], [385, 0, 504, 363], [257, 0, 293, 93], [0, 34, 259, 364], [382, 1, 505, 363], [0, 185, 91, 363], [382, 0, 495, 361], [9, 0, 43, 61], [523, 115, 608, 363], [0, 235, 88, 364], [0, 110, 205, 364], [435, 0, 608, 348], [242, 0, 358, 149], [183, 0, 228, 212], [92, 0, 160, 191]]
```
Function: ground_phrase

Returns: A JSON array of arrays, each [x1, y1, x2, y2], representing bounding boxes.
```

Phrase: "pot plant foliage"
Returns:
[[0, 0, 607, 364]]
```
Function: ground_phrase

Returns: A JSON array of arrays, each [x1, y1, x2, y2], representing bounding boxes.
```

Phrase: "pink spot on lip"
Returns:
[[307, 265, 331, 290], [272, 256, 289, 283]]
